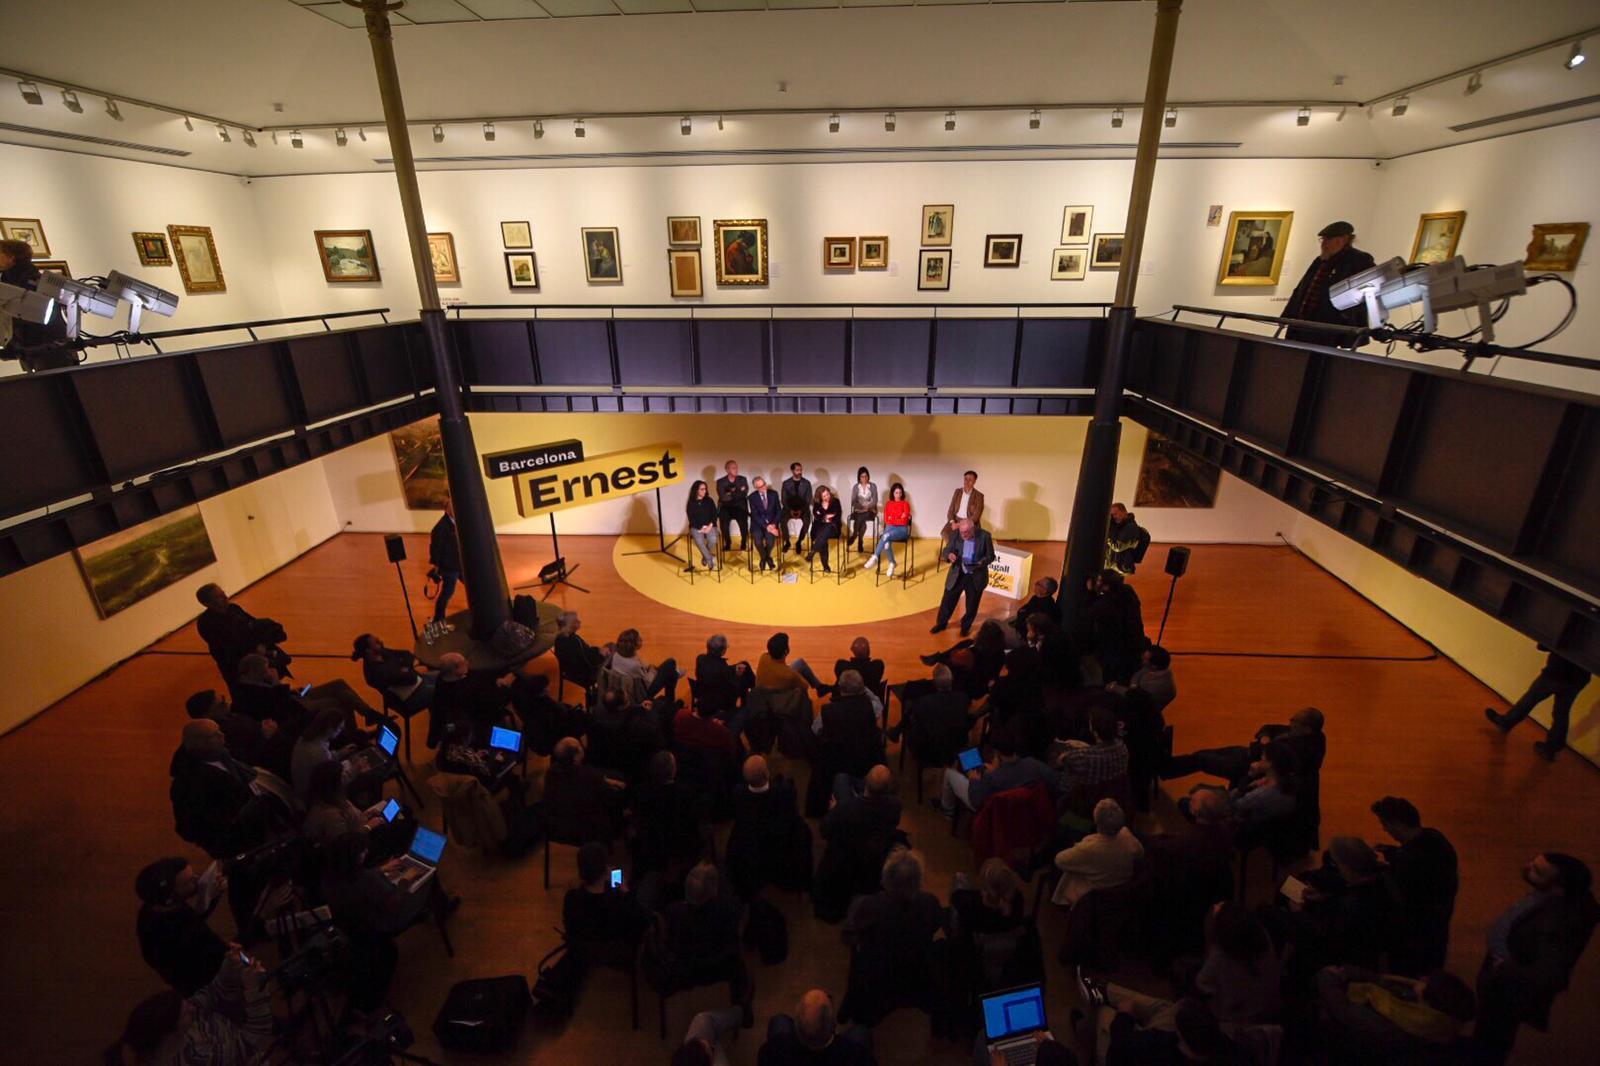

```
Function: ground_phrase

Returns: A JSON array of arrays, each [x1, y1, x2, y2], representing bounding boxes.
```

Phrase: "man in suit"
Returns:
[[195, 583, 289, 696], [1473, 852, 1598, 1063], [715, 460, 750, 552], [945, 469, 985, 531], [932, 518, 994, 637], [168, 720, 271, 858], [185, 688, 291, 779], [779, 461, 813, 554], [833, 637, 885, 695], [726, 755, 813, 900], [427, 498, 460, 635], [1281, 221, 1377, 346], [1009, 576, 1062, 635], [890, 665, 974, 767], [694, 633, 752, 719], [748, 475, 782, 571], [553, 611, 610, 693], [814, 671, 886, 809]]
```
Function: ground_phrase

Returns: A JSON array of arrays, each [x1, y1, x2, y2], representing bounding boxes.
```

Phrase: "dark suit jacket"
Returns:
[[819, 694, 884, 779], [946, 487, 985, 527], [1485, 890, 1600, 1027], [429, 513, 460, 572], [196, 604, 275, 684], [906, 689, 973, 765], [715, 474, 749, 512], [431, 670, 508, 747], [1283, 245, 1377, 344], [694, 652, 748, 714], [822, 792, 902, 842], [779, 475, 813, 514], [833, 655, 885, 693], [749, 488, 781, 529], [942, 528, 996, 591], [168, 747, 259, 857], [554, 632, 605, 685], [230, 681, 310, 737]]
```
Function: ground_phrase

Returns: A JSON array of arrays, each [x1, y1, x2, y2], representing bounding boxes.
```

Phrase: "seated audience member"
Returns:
[[1029, 614, 1080, 690], [588, 689, 664, 780], [675, 693, 741, 763], [920, 619, 1009, 701], [1051, 798, 1144, 907], [1222, 743, 1299, 828], [290, 708, 359, 800], [840, 848, 951, 1026], [826, 765, 902, 837], [1087, 992, 1248, 1066], [814, 765, 907, 923], [695, 633, 753, 717], [185, 688, 290, 778], [319, 831, 437, 936], [759, 989, 876, 1066], [1371, 796, 1458, 977], [1081, 569, 1146, 686], [813, 671, 885, 806], [987, 645, 1044, 728], [949, 859, 1036, 1005], [608, 627, 680, 704], [232, 650, 379, 740], [1108, 643, 1176, 713], [541, 736, 623, 844], [108, 950, 273, 1066], [1473, 852, 1598, 1065], [935, 727, 1057, 817], [757, 632, 831, 696], [429, 652, 515, 748], [563, 842, 652, 950], [553, 610, 610, 690], [892, 665, 974, 767], [833, 637, 886, 695], [1054, 707, 1130, 794], [675, 1006, 748, 1066], [1166, 707, 1326, 787], [507, 672, 584, 755], [135, 857, 228, 996], [1143, 789, 1236, 958], [1195, 902, 1282, 1024], [353, 632, 436, 714], [169, 720, 271, 858], [1010, 576, 1063, 634], [1316, 965, 1475, 1063], [632, 751, 710, 881], [194, 583, 289, 693], [727, 756, 813, 900], [302, 759, 411, 859], [1277, 836, 1393, 975], [650, 862, 751, 1017]]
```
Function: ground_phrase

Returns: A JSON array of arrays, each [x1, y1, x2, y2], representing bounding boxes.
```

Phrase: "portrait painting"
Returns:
[[504, 252, 539, 289], [859, 236, 889, 269], [1410, 211, 1465, 265], [427, 232, 459, 284], [1206, 204, 1224, 227], [1, 218, 49, 257], [1050, 247, 1086, 281], [1091, 232, 1126, 270], [984, 234, 1022, 268], [581, 227, 623, 283], [1060, 206, 1092, 244], [168, 224, 227, 293], [314, 229, 380, 284], [1524, 222, 1589, 272], [668, 248, 703, 297], [823, 237, 856, 270], [1135, 432, 1220, 509], [713, 219, 768, 285], [389, 420, 450, 510], [132, 232, 172, 266], [500, 220, 532, 249], [34, 260, 71, 278], [74, 505, 217, 618], [917, 248, 952, 291], [668, 217, 701, 245], [1215, 211, 1292, 285], [921, 204, 954, 246]]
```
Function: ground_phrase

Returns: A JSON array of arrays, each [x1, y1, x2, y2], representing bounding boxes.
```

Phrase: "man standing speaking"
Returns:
[[932, 519, 994, 637]]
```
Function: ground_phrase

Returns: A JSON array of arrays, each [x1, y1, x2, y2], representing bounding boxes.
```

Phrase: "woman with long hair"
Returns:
[[686, 479, 719, 571], [865, 482, 911, 577], [810, 486, 843, 572], [847, 466, 879, 554]]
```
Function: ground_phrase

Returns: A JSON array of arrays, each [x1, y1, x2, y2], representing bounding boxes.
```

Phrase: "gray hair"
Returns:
[[706, 633, 728, 655], [557, 611, 580, 634], [1093, 797, 1127, 837], [838, 668, 865, 697], [932, 664, 953, 691], [880, 846, 925, 900], [1190, 788, 1231, 824]]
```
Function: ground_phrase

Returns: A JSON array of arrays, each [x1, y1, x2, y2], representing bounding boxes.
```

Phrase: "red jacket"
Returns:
[[673, 707, 739, 759], [971, 782, 1056, 873]]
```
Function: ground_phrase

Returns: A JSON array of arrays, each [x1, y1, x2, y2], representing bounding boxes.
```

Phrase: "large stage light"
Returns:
[[103, 271, 180, 333], [35, 273, 118, 338], [1329, 256, 1407, 329], [0, 281, 57, 347], [1376, 257, 1527, 341]]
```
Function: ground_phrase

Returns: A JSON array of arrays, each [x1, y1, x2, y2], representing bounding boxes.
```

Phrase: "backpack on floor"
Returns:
[[744, 896, 789, 965], [530, 943, 581, 1019], [433, 974, 531, 1052]]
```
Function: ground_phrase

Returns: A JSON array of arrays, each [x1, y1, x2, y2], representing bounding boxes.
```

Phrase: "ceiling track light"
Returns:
[[183, 115, 193, 132], [335, 127, 348, 146], [18, 81, 43, 106], [944, 111, 956, 131], [1111, 108, 1124, 129], [1163, 107, 1177, 128], [105, 97, 122, 121], [828, 113, 840, 133], [482, 121, 494, 142], [290, 129, 304, 149], [357, 127, 367, 142], [242, 129, 256, 147], [1029, 109, 1041, 130], [533, 119, 544, 139], [432, 123, 444, 143], [681, 115, 692, 135], [61, 89, 82, 113], [1336, 106, 1348, 122], [574, 118, 585, 138], [1464, 72, 1483, 96], [1566, 40, 1586, 69], [1392, 95, 1409, 116], [884, 112, 895, 132], [216, 124, 230, 143], [717, 115, 724, 130], [1296, 106, 1311, 127]]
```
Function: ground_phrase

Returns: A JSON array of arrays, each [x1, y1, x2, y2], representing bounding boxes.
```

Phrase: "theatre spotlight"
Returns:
[[1328, 256, 1407, 329], [105, 97, 122, 121], [0, 282, 57, 342], [681, 115, 692, 135], [1376, 257, 1527, 342], [1391, 95, 1409, 116], [103, 271, 180, 334], [290, 129, 304, 148], [537, 558, 568, 583], [357, 126, 367, 141], [1164, 107, 1177, 128], [1566, 40, 1586, 69], [1296, 106, 1311, 126], [574, 118, 585, 138], [1029, 109, 1041, 129], [216, 124, 230, 142], [944, 111, 956, 131], [884, 112, 896, 132], [18, 80, 43, 106], [717, 115, 724, 130], [1464, 72, 1483, 96], [61, 89, 82, 113], [335, 127, 348, 146], [1111, 108, 1124, 128], [35, 273, 118, 339], [183, 115, 194, 132]]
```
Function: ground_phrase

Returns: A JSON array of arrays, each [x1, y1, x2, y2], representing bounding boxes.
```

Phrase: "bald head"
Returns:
[[850, 637, 870, 659], [439, 652, 468, 680], [864, 764, 892, 797], [794, 990, 836, 1050], [182, 718, 226, 758], [553, 736, 582, 766], [743, 755, 770, 788], [1190, 787, 1230, 825]]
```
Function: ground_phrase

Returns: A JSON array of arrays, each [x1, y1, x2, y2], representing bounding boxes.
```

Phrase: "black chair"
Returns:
[[872, 534, 916, 588], [538, 805, 612, 891], [554, 644, 598, 706], [377, 687, 426, 766], [642, 937, 747, 1039], [566, 931, 640, 1031]]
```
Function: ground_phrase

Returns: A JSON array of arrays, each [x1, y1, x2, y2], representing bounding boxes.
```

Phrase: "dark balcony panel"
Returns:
[[696, 319, 769, 386], [773, 319, 847, 386], [615, 319, 694, 387], [533, 319, 614, 386], [852, 319, 932, 388], [287, 333, 362, 423], [1299, 357, 1410, 489], [355, 326, 414, 401], [1018, 318, 1098, 388], [457, 320, 536, 386], [932, 319, 1017, 387], [73, 358, 210, 482], [1232, 341, 1308, 451], [194, 343, 295, 448], [0, 376, 98, 512]]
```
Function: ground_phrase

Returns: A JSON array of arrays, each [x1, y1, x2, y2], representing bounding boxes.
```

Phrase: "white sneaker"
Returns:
[[865, 555, 878, 570], [886, 561, 896, 577]]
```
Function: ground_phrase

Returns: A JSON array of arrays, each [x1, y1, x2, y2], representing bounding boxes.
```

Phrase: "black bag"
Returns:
[[433, 974, 531, 1052], [530, 943, 581, 1018], [491, 619, 537, 657], [511, 593, 541, 629], [744, 897, 789, 965]]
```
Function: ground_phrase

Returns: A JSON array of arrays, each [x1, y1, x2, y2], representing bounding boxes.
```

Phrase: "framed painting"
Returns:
[[1091, 232, 1125, 270], [168, 224, 227, 293], [1050, 247, 1087, 281], [389, 421, 450, 510], [1206, 204, 1224, 227], [984, 234, 1022, 268], [667, 216, 701, 245], [314, 229, 380, 283], [823, 236, 856, 270], [581, 227, 622, 283], [859, 236, 889, 269], [500, 220, 532, 249], [1, 218, 49, 257], [921, 204, 954, 246], [1524, 222, 1589, 272], [1410, 211, 1465, 265], [917, 248, 952, 291], [1060, 206, 1092, 245], [668, 248, 703, 297], [35, 260, 71, 278], [713, 219, 768, 285], [1135, 431, 1221, 509], [73, 505, 217, 618], [428, 232, 459, 284], [132, 232, 172, 266], [1215, 211, 1291, 285], [504, 252, 539, 289]]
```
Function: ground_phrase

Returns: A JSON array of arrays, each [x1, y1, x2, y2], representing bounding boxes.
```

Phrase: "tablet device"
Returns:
[[489, 726, 521, 752], [957, 747, 983, 773], [610, 868, 623, 889], [382, 798, 401, 823]]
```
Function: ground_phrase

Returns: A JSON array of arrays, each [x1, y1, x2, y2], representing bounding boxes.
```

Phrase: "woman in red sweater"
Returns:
[[865, 482, 912, 576]]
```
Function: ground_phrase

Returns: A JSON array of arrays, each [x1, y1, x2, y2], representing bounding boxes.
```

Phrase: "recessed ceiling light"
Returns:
[[18, 81, 42, 106], [1111, 108, 1124, 129], [61, 89, 82, 113], [1164, 107, 1177, 128], [944, 111, 956, 132], [1566, 40, 1586, 69], [1392, 95, 1409, 116]]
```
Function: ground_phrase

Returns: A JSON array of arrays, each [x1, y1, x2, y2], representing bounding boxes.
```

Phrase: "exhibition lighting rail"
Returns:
[[71, 307, 393, 355], [448, 302, 1113, 317]]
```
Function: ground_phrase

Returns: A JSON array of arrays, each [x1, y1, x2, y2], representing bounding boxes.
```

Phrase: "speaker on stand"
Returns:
[[1156, 546, 1189, 646], [385, 534, 420, 641]]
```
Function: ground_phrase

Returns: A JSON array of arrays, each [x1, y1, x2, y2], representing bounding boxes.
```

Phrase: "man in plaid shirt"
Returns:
[[1055, 708, 1129, 790]]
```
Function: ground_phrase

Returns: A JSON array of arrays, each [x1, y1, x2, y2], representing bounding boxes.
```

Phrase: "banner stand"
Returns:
[[620, 486, 684, 563], [514, 513, 590, 600]]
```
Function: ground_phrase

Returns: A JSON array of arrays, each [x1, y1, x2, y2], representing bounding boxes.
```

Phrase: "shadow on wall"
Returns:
[[1001, 481, 1051, 540]]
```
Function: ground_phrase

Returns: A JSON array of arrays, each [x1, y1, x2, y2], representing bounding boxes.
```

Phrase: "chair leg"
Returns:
[[659, 989, 668, 1040], [629, 958, 640, 1031], [915, 757, 924, 803], [544, 838, 552, 890], [403, 716, 413, 765]]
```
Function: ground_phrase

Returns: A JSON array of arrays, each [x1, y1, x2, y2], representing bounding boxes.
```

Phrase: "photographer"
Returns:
[[0, 239, 72, 371]]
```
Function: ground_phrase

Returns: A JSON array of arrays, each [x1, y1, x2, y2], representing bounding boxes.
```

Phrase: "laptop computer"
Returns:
[[385, 825, 446, 894], [982, 984, 1049, 1066], [489, 726, 522, 753], [957, 746, 984, 773]]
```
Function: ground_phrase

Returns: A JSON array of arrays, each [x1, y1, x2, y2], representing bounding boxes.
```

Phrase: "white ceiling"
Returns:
[[0, 0, 1596, 176]]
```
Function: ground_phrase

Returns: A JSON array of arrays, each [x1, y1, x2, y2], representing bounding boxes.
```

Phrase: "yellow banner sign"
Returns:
[[511, 442, 685, 517]]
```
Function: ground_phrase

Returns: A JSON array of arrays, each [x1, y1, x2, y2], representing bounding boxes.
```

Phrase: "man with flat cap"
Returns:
[[1282, 221, 1375, 347]]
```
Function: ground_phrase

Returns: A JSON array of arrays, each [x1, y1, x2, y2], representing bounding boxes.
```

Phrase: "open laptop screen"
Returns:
[[378, 725, 400, 757], [489, 726, 521, 752], [957, 747, 983, 773], [410, 826, 447, 865], [982, 985, 1047, 1041]]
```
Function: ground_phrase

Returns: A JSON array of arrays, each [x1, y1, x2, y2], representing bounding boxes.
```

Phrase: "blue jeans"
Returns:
[[869, 525, 910, 565], [432, 570, 459, 622]]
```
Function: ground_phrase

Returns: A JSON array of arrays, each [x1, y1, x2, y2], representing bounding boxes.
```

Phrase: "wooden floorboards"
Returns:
[[1, 534, 1596, 1064]]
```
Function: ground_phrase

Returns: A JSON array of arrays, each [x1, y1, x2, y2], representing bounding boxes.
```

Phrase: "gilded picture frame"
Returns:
[[1215, 212, 1292, 286], [1524, 222, 1589, 272], [168, 224, 227, 293], [823, 236, 856, 270], [713, 219, 768, 286], [581, 227, 623, 283], [1410, 211, 1465, 265], [1, 218, 49, 257], [428, 232, 460, 284], [858, 236, 889, 269], [132, 232, 172, 267], [314, 229, 380, 284]]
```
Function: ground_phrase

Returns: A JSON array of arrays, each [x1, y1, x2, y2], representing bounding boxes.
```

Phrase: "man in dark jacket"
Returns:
[[1009, 576, 1063, 634], [715, 460, 750, 552], [0, 239, 73, 370], [542, 737, 622, 844], [185, 689, 291, 778], [428, 498, 460, 631], [553, 610, 609, 693], [726, 755, 813, 899], [169, 721, 270, 858], [811, 672, 885, 815], [1372, 796, 1458, 975], [1084, 569, 1146, 685], [748, 475, 782, 571], [1485, 646, 1592, 761], [779, 462, 814, 554], [832, 637, 886, 695], [1281, 221, 1377, 346], [1104, 503, 1151, 575], [695, 633, 752, 719], [891, 665, 973, 769], [194, 583, 290, 695], [135, 857, 228, 996], [932, 519, 995, 637]]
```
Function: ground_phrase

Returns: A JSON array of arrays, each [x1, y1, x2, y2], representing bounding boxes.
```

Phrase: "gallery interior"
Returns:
[[2, 0, 1599, 1063]]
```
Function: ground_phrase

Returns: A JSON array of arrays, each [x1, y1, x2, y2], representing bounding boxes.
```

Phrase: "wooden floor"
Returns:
[[2, 534, 1597, 1064]]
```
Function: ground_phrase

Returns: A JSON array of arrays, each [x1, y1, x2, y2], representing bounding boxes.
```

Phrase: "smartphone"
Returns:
[[298, 684, 313, 697], [609, 868, 623, 890], [957, 747, 983, 773], [381, 798, 401, 823], [237, 949, 253, 966]]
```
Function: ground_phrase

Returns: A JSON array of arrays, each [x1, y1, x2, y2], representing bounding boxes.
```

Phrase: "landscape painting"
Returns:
[[74, 506, 217, 618], [315, 229, 381, 283], [1135, 432, 1221, 508], [389, 420, 450, 510]]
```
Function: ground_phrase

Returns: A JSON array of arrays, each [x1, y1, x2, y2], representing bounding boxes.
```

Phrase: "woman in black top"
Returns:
[[686, 479, 720, 571], [352, 633, 435, 712], [809, 487, 843, 572]]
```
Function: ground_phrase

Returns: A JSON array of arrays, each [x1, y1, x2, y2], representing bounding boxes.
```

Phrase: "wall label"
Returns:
[[511, 441, 685, 517], [482, 438, 585, 479]]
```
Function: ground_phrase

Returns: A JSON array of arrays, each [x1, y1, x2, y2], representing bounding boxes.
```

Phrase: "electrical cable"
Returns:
[[1512, 274, 1578, 349]]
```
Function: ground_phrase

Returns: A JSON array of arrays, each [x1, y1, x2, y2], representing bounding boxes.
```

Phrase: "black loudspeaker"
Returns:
[[384, 534, 407, 564], [1164, 545, 1191, 578]]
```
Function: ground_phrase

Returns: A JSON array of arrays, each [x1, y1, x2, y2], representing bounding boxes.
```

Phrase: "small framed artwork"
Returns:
[[1, 218, 49, 257], [713, 219, 768, 285], [35, 260, 71, 278], [1524, 222, 1589, 272], [500, 221, 532, 249], [921, 204, 954, 246], [313, 229, 380, 284], [1091, 232, 1126, 270], [859, 236, 889, 269], [823, 236, 857, 270], [427, 232, 459, 284], [504, 252, 539, 289], [1206, 205, 1224, 227], [581, 227, 622, 283], [132, 232, 172, 266], [1050, 247, 1087, 281], [1060, 206, 1092, 244], [668, 248, 703, 297], [1216, 212, 1291, 285], [1410, 211, 1465, 264], [169, 224, 227, 293], [984, 234, 1022, 268], [667, 216, 701, 245], [917, 248, 952, 291]]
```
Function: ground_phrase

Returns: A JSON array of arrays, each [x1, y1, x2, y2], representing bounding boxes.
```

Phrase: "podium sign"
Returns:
[[511, 442, 684, 517], [985, 543, 1034, 600]]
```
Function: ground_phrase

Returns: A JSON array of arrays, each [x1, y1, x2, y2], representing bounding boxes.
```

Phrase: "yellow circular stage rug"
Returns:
[[610, 535, 948, 627]]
